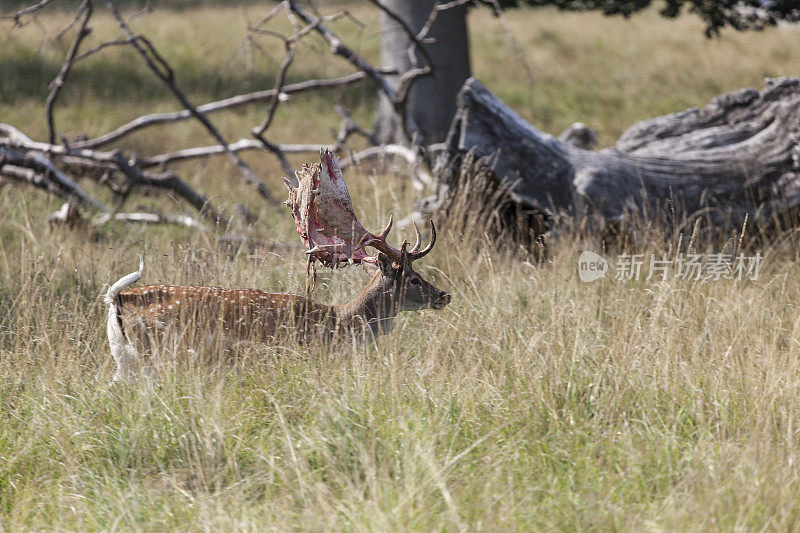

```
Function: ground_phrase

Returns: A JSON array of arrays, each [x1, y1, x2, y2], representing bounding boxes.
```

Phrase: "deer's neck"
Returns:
[[334, 275, 397, 338]]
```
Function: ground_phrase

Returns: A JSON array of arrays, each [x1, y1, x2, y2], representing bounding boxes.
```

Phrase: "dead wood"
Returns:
[[0, 125, 227, 226], [1, 0, 463, 232], [434, 77, 800, 237]]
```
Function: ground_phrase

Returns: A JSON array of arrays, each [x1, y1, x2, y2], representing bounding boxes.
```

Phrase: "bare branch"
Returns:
[[340, 144, 434, 190], [1, 125, 228, 226], [142, 139, 328, 168], [335, 106, 379, 148], [109, 151, 227, 225], [3, 0, 447, 232], [252, 45, 295, 137], [286, 0, 422, 144], [418, 0, 472, 40], [251, 133, 296, 177], [369, 0, 433, 75], [244, 1, 287, 40], [54, 4, 86, 42], [0, 0, 57, 25], [97, 211, 207, 229], [106, 1, 278, 204], [72, 72, 381, 150], [73, 39, 131, 63], [45, 0, 93, 145], [46, 202, 206, 230], [248, 9, 361, 175], [0, 124, 34, 144], [251, 6, 364, 168], [248, 8, 349, 139], [0, 146, 108, 212]]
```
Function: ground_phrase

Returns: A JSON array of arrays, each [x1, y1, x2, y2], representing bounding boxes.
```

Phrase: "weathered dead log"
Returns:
[[436, 77, 800, 233]]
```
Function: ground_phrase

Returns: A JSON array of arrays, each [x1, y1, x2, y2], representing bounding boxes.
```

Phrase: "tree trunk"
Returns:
[[435, 77, 800, 232], [374, 0, 471, 145]]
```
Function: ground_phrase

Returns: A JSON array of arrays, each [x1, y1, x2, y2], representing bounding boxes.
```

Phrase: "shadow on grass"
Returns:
[[0, 50, 374, 109]]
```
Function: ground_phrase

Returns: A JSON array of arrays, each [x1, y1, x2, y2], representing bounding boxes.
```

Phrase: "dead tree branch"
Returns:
[[106, 0, 279, 204], [143, 140, 329, 168], [0, 124, 109, 212], [249, 4, 384, 179], [72, 72, 379, 150], [99, 211, 206, 229], [73, 38, 132, 63], [335, 106, 379, 149], [286, 0, 423, 146], [2, 0, 455, 232], [0, 0, 57, 25], [251, 6, 353, 138], [340, 144, 434, 190], [253, 45, 295, 137], [45, 0, 92, 145], [1, 125, 227, 226]]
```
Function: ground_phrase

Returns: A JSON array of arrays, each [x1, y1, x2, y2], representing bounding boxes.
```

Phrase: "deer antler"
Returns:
[[408, 220, 435, 259], [284, 148, 372, 267], [362, 218, 436, 265], [285, 149, 437, 268]]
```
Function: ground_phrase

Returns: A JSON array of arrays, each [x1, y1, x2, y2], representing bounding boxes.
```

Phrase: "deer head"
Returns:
[[339, 218, 449, 336], [371, 219, 450, 312]]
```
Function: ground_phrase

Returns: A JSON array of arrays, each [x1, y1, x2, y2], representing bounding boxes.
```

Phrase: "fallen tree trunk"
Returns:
[[435, 77, 800, 233]]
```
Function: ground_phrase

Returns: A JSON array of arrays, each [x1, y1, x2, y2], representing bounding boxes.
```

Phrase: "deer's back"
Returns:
[[118, 285, 336, 345]]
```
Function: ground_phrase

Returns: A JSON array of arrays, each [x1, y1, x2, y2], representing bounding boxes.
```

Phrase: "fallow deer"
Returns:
[[104, 150, 449, 381], [105, 220, 448, 381]]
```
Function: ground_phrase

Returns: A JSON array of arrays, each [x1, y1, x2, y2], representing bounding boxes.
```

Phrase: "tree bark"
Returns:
[[436, 77, 800, 231], [374, 0, 471, 145]]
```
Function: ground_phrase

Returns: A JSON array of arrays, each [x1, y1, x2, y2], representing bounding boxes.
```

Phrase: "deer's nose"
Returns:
[[433, 291, 451, 309]]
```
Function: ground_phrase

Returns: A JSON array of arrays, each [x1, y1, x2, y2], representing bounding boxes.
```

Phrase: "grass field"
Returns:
[[3, 2, 800, 530]]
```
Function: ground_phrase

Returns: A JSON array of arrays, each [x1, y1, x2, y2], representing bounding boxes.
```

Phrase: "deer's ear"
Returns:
[[376, 252, 396, 277]]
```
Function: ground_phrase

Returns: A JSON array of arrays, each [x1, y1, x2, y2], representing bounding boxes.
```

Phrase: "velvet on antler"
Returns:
[[285, 148, 435, 269]]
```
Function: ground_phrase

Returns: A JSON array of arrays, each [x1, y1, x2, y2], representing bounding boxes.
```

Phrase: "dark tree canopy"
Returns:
[[375, 0, 798, 145], [494, 0, 800, 35]]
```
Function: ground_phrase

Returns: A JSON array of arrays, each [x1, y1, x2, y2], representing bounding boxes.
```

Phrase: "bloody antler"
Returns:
[[284, 148, 370, 266], [284, 149, 436, 269]]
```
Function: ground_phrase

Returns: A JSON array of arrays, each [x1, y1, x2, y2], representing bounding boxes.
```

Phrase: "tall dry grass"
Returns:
[[2, 2, 800, 530]]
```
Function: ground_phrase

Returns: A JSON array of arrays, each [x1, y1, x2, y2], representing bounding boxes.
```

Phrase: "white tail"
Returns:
[[105, 257, 143, 382]]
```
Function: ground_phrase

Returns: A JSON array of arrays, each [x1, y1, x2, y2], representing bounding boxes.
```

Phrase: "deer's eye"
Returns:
[[410, 277, 421, 286]]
